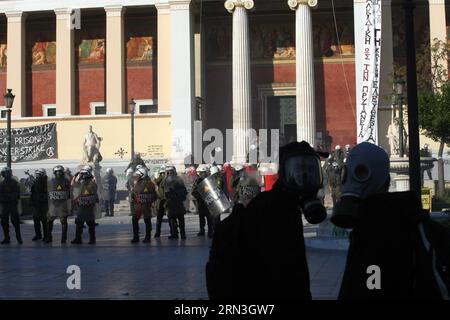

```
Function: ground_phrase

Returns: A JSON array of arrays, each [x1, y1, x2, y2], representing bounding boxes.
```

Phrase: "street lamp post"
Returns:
[[393, 77, 406, 158], [129, 98, 136, 162], [4, 89, 15, 169]]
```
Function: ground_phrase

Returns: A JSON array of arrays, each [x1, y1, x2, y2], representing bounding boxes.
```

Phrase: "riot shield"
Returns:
[[197, 175, 231, 218], [72, 181, 100, 221], [47, 180, 71, 218]]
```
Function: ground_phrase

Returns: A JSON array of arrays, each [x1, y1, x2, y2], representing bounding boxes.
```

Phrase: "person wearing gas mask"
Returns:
[[0, 167, 22, 244], [131, 167, 157, 243], [30, 168, 49, 241], [102, 168, 117, 217], [71, 166, 99, 245], [163, 166, 188, 239], [331, 142, 449, 300], [47, 165, 72, 244], [192, 166, 214, 238], [207, 141, 328, 300]]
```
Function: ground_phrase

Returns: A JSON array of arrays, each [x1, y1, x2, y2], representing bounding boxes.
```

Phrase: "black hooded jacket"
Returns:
[[338, 191, 448, 300], [207, 141, 324, 300]]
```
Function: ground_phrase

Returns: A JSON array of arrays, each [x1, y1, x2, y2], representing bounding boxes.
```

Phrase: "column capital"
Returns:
[[104, 5, 125, 17], [224, 0, 254, 13], [169, 0, 191, 11], [288, 0, 317, 11], [429, 0, 445, 5], [54, 8, 73, 20], [5, 11, 27, 22], [155, 2, 171, 14]]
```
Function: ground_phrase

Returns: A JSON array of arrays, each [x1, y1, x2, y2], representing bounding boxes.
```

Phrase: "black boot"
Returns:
[[32, 218, 42, 241], [14, 225, 23, 244], [168, 218, 178, 239], [71, 222, 83, 244], [179, 217, 186, 240], [142, 219, 152, 243], [131, 217, 140, 243], [61, 223, 68, 244], [88, 222, 96, 244], [45, 220, 54, 243], [1, 223, 10, 244], [197, 229, 205, 236], [41, 218, 49, 243], [154, 219, 162, 238]]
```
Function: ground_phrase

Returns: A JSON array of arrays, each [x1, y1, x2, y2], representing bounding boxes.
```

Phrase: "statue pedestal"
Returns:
[[389, 156, 436, 192]]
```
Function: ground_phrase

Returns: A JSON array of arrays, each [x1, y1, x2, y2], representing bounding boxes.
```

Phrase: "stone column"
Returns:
[[288, 0, 317, 147], [54, 8, 75, 116], [225, 0, 254, 164], [429, 0, 448, 86], [169, 0, 195, 168], [5, 11, 26, 117], [155, 2, 172, 113], [105, 5, 126, 114]]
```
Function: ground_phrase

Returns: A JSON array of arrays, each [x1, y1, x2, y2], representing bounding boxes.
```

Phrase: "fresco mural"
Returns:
[[205, 15, 355, 62], [31, 41, 56, 65], [127, 36, 153, 61], [79, 39, 106, 63], [0, 43, 6, 68]]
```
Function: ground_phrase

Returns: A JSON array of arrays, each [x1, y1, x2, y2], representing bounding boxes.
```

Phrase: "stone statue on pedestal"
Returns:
[[82, 125, 103, 166]]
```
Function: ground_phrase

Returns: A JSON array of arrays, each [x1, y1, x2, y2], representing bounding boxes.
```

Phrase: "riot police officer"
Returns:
[[163, 166, 188, 239], [47, 165, 72, 243], [192, 166, 214, 237], [71, 166, 99, 245], [326, 151, 344, 206], [154, 166, 169, 238], [30, 168, 49, 241], [102, 168, 117, 217], [131, 167, 157, 243], [0, 167, 22, 244], [230, 164, 260, 207]]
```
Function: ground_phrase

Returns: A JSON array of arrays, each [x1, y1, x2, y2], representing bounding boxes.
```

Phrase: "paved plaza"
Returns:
[[0, 213, 346, 300]]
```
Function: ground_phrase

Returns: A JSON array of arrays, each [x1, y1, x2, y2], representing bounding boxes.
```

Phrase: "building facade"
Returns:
[[0, 0, 449, 173]]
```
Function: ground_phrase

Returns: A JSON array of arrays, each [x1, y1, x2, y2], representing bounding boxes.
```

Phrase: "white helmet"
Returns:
[[136, 164, 145, 170], [234, 164, 244, 172], [217, 165, 223, 172], [106, 168, 113, 175], [35, 168, 47, 176], [126, 168, 134, 176], [210, 166, 220, 175], [134, 167, 148, 179], [82, 165, 93, 173], [196, 166, 208, 173], [335, 145, 341, 151], [166, 165, 176, 174], [159, 165, 166, 174]]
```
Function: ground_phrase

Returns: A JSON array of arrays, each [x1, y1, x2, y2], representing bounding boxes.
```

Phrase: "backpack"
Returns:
[[205, 203, 247, 300]]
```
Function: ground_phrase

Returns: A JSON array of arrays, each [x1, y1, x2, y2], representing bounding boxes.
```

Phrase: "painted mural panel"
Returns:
[[127, 36, 153, 61], [32, 41, 56, 65], [0, 43, 6, 68], [205, 14, 355, 63], [79, 39, 105, 63]]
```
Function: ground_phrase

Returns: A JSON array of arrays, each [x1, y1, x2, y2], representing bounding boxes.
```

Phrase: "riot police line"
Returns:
[[0, 159, 264, 245]]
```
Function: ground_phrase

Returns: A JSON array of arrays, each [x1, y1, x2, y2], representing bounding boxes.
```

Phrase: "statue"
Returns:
[[387, 120, 400, 156], [82, 125, 103, 165]]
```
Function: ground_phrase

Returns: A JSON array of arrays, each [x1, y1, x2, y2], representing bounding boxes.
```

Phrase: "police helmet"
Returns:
[[234, 164, 244, 172], [53, 165, 64, 173], [210, 166, 220, 175], [106, 168, 114, 175], [35, 168, 47, 176], [134, 167, 148, 179]]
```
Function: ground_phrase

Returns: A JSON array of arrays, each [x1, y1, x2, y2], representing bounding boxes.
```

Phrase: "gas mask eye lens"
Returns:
[[353, 164, 370, 182]]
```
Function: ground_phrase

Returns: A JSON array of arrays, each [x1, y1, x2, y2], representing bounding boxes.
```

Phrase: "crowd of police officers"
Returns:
[[0, 158, 263, 245], [0, 143, 350, 245]]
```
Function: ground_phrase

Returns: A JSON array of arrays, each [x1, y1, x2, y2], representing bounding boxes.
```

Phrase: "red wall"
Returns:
[[126, 66, 155, 112], [28, 70, 56, 116], [0, 73, 6, 99], [77, 68, 105, 115]]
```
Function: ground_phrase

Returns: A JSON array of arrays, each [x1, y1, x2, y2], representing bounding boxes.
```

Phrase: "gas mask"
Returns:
[[283, 154, 327, 224], [331, 142, 390, 228]]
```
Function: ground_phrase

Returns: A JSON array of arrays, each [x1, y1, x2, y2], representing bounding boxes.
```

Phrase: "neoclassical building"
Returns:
[[0, 0, 448, 172]]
